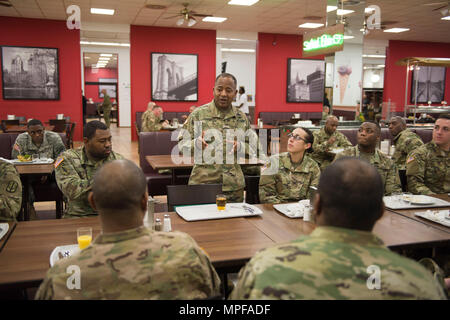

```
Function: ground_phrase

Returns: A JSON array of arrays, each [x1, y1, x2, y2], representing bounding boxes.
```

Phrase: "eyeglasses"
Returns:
[[287, 133, 307, 143]]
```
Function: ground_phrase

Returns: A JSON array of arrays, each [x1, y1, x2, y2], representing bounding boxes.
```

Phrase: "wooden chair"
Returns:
[[65, 122, 75, 149], [49, 119, 67, 133], [1, 119, 20, 131], [167, 184, 222, 212]]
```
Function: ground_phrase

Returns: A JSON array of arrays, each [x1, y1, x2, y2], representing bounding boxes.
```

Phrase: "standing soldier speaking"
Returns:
[[179, 73, 257, 202]]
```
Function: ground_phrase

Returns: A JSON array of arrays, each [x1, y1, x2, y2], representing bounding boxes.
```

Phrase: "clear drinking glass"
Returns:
[[32, 154, 39, 162], [77, 227, 92, 250], [216, 194, 227, 211]]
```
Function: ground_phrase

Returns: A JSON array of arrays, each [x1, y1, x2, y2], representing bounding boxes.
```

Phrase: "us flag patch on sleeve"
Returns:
[[406, 155, 415, 164], [54, 156, 64, 168], [13, 143, 20, 152]]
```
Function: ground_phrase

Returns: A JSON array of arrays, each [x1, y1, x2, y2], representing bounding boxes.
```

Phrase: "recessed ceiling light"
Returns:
[[363, 54, 386, 58], [80, 41, 130, 47], [337, 9, 355, 15], [441, 16, 450, 20], [343, 35, 354, 39], [383, 28, 410, 33], [100, 53, 113, 57], [228, 0, 259, 6], [327, 6, 337, 12], [90, 8, 115, 15], [203, 17, 227, 23], [298, 23, 324, 28], [221, 48, 255, 52]]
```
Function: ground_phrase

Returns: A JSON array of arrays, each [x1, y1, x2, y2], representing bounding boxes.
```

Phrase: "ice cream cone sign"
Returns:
[[338, 65, 352, 104]]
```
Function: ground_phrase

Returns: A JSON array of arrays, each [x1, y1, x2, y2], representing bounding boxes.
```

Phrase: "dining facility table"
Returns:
[[3, 125, 54, 133], [146, 155, 264, 185], [1, 204, 449, 290], [14, 162, 55, 221], [385, 194, 450, 234]]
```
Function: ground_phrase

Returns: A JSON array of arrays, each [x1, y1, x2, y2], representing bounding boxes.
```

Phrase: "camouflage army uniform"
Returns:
[[55, 147, 124, 218], [179, 100, 256, 202], [311, 127, 352, 170], [230, 226, 446, 300], [406, 141, 450, 195], [99, 93, 112, 128], [391, 129, 423, 170], [12, 130, 66, 160], [259, 152, 320, 204], [35, 226, 221, 300], [0, 160, 22, 221], [141, 111, 163, 132], [334, 146, 402, 195]]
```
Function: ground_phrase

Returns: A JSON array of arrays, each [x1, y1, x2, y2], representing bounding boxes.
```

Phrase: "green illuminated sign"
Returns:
[[303, 33, 344, 52]]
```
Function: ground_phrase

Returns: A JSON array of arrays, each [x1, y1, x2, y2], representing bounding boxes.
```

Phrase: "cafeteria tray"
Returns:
[[414, 210, 450, 228], [0, 223, 9, 241], [11, 158, 54, 165], [50, 244, 79, 267], [273, 200, 310, 219], [383, 195, 450, 210], [175, 203, 262, 221]]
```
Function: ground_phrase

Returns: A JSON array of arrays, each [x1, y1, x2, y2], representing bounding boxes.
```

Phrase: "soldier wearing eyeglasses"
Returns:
[[259, 127, 320, 204], [11, 119, 66, 160]]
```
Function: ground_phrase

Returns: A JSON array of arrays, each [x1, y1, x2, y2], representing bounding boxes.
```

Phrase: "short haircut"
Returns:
[[298, 127, 314, 153], [92, 160, 147, 213], [83, 120, 108, 140], [362, 121, 381, 136], [438, 114, 450, 120], [215, 73, 237, 87], [318, 157, 384, 230], [239, 86, 245, 93], [153, 105, 162, 111], [27, 119, 43, 128]]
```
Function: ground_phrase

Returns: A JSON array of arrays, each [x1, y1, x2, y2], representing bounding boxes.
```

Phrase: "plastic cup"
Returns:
[[77, 227, 92, 250], [216, 194, 227, 211]]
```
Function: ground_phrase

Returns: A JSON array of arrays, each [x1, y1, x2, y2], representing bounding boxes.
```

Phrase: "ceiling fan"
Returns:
[[164, 2, 212, 27], [0, 0, 12, 7]]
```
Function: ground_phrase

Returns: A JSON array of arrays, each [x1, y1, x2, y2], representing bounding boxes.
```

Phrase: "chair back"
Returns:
[[1, 119, 20, 130], [49, 119, 67, 132], [167, 184, 223, 212], [65, 122, 75, 148], [244, 175, 260, 204]]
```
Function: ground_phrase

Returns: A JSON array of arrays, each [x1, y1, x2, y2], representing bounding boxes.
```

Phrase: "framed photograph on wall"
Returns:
[[1, 45, 59, 100], [151, 52, 198, 101], [410, 66, 446, 104], [287, 58, 325, 103], [98, 78, 117, 99]]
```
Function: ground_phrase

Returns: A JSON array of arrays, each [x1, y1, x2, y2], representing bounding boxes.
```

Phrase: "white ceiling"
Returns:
[[1, 0, 449, 47]]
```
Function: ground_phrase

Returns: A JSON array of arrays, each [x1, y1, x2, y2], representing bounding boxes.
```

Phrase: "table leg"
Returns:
[[171, 169, 176, 185], [19, 176, 30, 221]]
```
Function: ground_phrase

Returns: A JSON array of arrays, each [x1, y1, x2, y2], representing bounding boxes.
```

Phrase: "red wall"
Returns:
[[84, 67, 118, 103], [384, 40, 450, 112], [256, 33, 324, 123], [0, 17, 82, 140], [130, 25, 216, 140]]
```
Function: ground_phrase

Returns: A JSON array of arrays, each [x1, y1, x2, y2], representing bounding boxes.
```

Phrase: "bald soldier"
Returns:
[[334, 122, 402, 195], [55, 121, 124, 218], [35, 160, 220, 300], [259, 127, 320, 204], [230, 158, 446, 300], [179, 73, 257, 202], [0, 159, 22, 221], [141, 104, 169, 132], [311, 116, 352, 170], [406, 114, 450, 195], [388, 116, 423, 170]]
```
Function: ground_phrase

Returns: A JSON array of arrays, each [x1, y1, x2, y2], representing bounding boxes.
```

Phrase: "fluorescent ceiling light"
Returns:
[[343, 35, 354, 39], [90, 8, 115, 15], [216, 37, 228, 40], [203, 17, 227, 23], [327, 6, 337, 12], [337, 9, 354, 15], [100, 53, 112, 57], [221, 48, 255, 52], [363, 54, 386, 58], [298, 23, 324, 28], [98, 57, 110, 60], [80, 41, 130, 47], [377, 64, 385, 68], [228, 0, 259, 6], [441, 16, 450, 20], [383, 28, 410, 33]]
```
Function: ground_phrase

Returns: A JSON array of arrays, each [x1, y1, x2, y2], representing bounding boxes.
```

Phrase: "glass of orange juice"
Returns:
[[216, 194, 227, 211], [77, 227, 92, 250]]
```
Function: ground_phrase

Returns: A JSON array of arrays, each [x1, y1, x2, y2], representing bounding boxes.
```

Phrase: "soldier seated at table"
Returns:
[[388, 116, 423, 171], [311, 115, 352, 170], [259, 127, 320, 204], [230, 158, 447, 300], [35, 159, 220, 300], [406, 114, 450, 195], [0, 159, 22, 222], [11, 119, 66, 160], [334, 121, 402, 196], [55, 121, 124, 218], [141, 103, 170, 132]]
